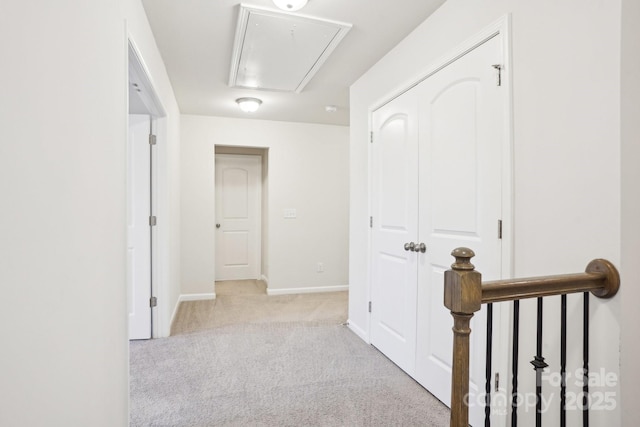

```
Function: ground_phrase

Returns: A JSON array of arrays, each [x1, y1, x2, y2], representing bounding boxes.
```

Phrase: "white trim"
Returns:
[[127, 38, 166, 118], [266, 285, 348, 296], [370, 15, 511, 114], [499, 14, 515, 281], [168, 293, 216, 336], [364, 103, 374, 344], [347, 320, 369, 344], [169, 296, 181, 334], [261, 274, 269, 285], [179, 293, 217, 302], [493, 16, 514, 427]]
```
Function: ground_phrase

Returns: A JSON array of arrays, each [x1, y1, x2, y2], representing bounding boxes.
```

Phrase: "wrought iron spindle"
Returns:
[[531, 297, 548, 427], [561, 294, 567, 427], [444, 248, 619, 427], [583, 292, 590, 427], [485, 303, 493, 427], [511, 300, 520, 427]]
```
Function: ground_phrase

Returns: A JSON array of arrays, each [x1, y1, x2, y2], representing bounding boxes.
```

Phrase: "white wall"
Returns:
[[620, 0, 640, 424], [0, 1, 128, 425], [350, 0, 630, 424], [125, 0, 182, 338], [181, 115, 349, 295], [0, 0, 181, 425]]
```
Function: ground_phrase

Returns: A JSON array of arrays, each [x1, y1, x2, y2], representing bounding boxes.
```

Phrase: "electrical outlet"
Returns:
[[317, 262, 324, 273]]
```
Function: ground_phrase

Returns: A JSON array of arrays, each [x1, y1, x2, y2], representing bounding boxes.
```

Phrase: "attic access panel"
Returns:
[[229, 5, 352, 93]]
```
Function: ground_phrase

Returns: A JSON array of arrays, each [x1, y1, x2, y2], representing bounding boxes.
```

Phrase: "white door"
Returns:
[[127, 114, 152, 340], [414, 35, 504, 426], [215, 154, 262, 281], [370, 90, 420, 375]]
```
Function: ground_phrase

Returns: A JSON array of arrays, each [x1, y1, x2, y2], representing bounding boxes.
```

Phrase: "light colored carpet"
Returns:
[[130, 280, 450, 426], [171, 281, 348, 335]]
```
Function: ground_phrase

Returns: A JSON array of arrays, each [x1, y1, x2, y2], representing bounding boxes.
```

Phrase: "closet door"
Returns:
[[415, 34, 505, 426], [370, 89, 420, 375], [215, 154, 262, 281], [127, 114, 152, 340]]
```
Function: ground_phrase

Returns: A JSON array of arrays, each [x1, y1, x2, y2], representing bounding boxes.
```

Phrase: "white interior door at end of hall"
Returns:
[[414, 34, 505, 426], [215, 155, 261, 281], [370, 89, 420, 375], [127, 114, 152, 340]]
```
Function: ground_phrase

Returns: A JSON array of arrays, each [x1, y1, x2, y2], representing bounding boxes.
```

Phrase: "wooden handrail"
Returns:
[[482, 258, 619, 303], [443, 247, 620, 427]]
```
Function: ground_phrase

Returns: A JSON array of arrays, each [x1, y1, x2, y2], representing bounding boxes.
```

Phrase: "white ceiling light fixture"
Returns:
[[272, 0, 308, 11], [236, 97, 262, 112]]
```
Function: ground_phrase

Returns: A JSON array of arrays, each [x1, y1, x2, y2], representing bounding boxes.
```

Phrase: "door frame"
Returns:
[[214, 153, 263, 282], [127, 37, 167, 339], [366, 15, 514, 427]]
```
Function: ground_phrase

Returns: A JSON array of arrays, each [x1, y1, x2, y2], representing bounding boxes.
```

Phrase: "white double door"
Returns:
[[370, 35, 505, 426]]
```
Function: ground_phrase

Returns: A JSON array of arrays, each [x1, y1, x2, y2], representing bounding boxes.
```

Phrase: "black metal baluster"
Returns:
[[485, 303, 493, 427], [583, 292, 590, 427], [531, 297, 548, 427], [511, 300, 520, 427], [561, 294, 567, 427]]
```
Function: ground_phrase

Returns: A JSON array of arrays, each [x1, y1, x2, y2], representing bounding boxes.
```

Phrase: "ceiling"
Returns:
[[141, 0, 446, 126]]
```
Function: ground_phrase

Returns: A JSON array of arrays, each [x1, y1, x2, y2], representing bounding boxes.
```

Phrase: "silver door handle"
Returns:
[[404, 242, 415, 251], [216, 224, 221, 229], [416, 243, 426, 253]]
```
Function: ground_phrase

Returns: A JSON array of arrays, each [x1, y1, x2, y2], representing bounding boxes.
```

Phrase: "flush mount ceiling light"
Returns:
[[236, 97, 262, 112], [272, 0, 308, 11]]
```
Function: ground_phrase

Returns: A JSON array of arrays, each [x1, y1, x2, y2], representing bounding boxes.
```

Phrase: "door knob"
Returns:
[[416, 243, 427, 253], [216, 223, 221, 229], [404, 242, 415, 251]]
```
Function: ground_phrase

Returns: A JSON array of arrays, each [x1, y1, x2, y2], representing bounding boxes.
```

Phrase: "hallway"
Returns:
[[171, 280, 349, 334], [130, 283, 449, 426]]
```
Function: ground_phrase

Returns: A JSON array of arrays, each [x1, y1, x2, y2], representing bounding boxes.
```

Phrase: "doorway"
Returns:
[[369, 27, 512, 427], [214, 147, 268, 286], [127, 40, 165, 340]]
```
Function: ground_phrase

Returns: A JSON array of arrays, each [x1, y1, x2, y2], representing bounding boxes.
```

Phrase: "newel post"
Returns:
[[444, 247, 482, 427]]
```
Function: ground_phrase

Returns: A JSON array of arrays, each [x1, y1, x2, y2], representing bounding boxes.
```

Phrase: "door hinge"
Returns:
[[368, 301, 372, 313], [498, 219, 503, 239], [369, 216, 373, 228], [492, 64, 503, 86], [495, 372, 500, 392], [149, 134, 157, 145], [149, 215, 157, 227], [370, 131, 373, 143], [150, 296, 157, 307]]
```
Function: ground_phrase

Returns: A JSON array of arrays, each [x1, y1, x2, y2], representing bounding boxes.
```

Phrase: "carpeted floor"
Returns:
[[170, 280, 349, 334], [130, 280, 449, 426]]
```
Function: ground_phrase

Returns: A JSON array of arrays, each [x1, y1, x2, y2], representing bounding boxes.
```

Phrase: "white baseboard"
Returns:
[[266, 285, 348, 296], [347, 320, 369, 343], [169, 298, 181, 336], [260, 274, 269, 285], [169, 293, 216, 336], [179, 293, 216, 302]]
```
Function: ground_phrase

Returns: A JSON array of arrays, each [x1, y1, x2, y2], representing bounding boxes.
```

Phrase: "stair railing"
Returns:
[[444, 247, 620, 427]]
